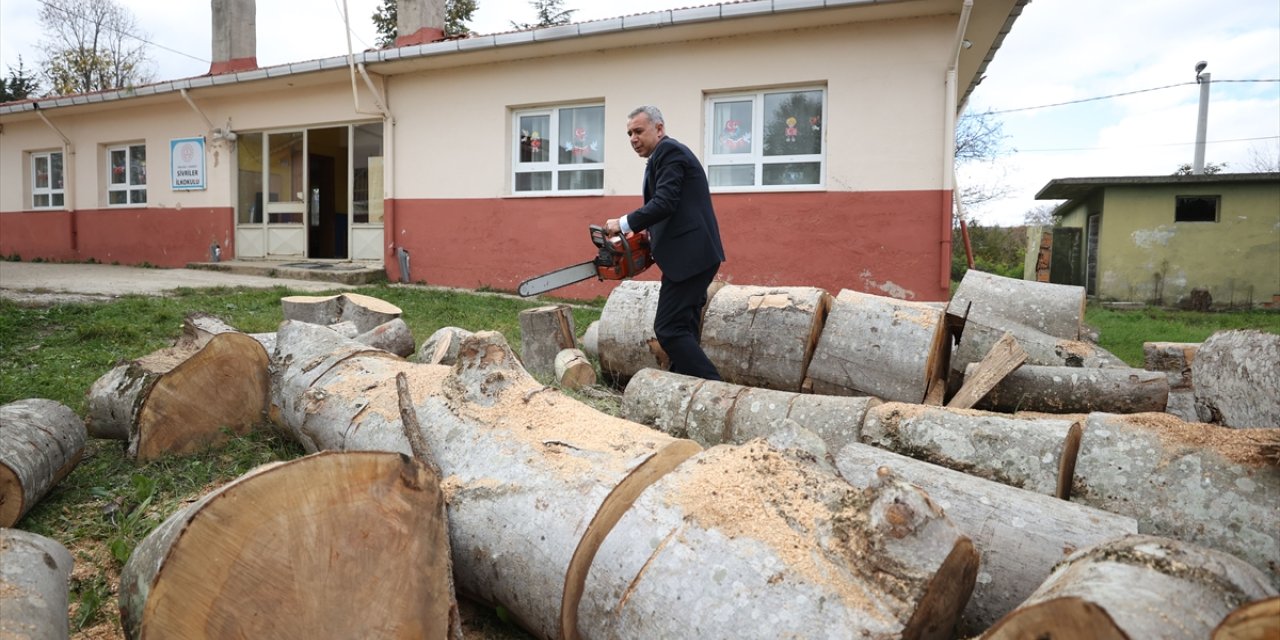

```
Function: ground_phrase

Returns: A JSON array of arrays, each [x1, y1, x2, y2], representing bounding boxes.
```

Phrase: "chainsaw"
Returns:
[[518, 225, 654, 297]]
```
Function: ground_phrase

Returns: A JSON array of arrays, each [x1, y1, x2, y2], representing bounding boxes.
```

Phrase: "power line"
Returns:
[[34, 0, 209, 64], [1013, 134, 1280, 154], [988, 78, 1280, 115], [333, 0, 374, 51]]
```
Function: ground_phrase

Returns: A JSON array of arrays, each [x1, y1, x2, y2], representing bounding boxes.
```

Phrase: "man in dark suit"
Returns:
[[606, 106, 725, 380]]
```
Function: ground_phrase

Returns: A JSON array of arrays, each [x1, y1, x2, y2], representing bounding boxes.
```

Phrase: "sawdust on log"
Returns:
[[1113, 413, 1277, 467]]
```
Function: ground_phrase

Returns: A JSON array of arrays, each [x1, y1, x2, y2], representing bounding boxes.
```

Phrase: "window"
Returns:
[[1175, 195, 1219, 222], [108, 143, 147, 206], [513, 104, 604, 193], [706, 87, 825, 190], [31, 151, 65, 209]]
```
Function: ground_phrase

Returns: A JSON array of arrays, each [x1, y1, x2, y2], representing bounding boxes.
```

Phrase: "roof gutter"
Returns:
[[940, 0, 973, 291]]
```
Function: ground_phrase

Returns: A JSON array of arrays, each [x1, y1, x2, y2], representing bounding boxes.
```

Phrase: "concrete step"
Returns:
[[187, 260, 386, 286]]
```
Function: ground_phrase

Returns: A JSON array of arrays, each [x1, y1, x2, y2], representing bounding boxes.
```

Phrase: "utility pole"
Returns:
[[1193, 61, 1210, 175]]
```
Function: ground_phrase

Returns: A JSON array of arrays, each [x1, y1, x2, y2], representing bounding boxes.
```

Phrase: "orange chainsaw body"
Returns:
[[592, 225, 654, 281]]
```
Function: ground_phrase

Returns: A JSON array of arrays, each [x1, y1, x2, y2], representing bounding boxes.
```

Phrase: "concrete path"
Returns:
[[0, 261, 351, 305]]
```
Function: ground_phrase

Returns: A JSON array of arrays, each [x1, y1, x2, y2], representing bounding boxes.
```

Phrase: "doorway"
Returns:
[[307, 127, 349, 259]]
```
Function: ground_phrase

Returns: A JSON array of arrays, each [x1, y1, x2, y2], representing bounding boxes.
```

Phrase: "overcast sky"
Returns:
[[2, 0, 1277, 226]]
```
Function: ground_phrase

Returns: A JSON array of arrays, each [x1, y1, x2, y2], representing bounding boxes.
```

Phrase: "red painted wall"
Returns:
[[388, 190, 951, 301], [0, 208, 233, 267]]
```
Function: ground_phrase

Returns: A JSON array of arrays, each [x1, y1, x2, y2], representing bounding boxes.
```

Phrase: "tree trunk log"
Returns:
[[834, 441, 1138, 636], [280, 292, 402, 334], [948, 269, 1086, 340], [580, 320, 599, 359], [983, 535, 1277, 640], [947, 331, 1026, 409], [354, 317, 416, 358], [948, 317, 1122, 394], [700, 285, 830, 392], [807, 289, 947, 402], [580, 447, 978, 640], [416, 326, 474, 365], [554, 348, 596, 390], [119, 451, 455, 640], [861, 402, 1080, 496], [622, 368, 879, 456], [1144, 341, 1198, 390], [0, 399, 85, 527], [971, 363, 1169, 414], [597, 281, 666, 385], [1072, 412, 1280, 588], [1193, 330, 1280, 428], [1214, 596, 1280, 639], [0, 528, 73, 640], [519, 305, 576, 379]]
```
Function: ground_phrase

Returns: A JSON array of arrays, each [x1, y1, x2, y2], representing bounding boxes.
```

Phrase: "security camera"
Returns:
[[1195, 61, 1208, 74]]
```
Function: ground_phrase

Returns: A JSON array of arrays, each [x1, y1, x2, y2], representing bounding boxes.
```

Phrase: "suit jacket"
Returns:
[[624, 136, 725, 282]]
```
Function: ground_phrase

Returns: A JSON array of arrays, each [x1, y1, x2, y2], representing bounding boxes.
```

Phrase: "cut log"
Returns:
[[982, 535, 1278, 640], [354, 317, 416, 358], [597, 281, 666, 384], [948, 269, 1086, 340], [119, 451, 454, 640], [579, 320, 599, 359], [622, 368, 880, 455], [0, 399, 86, 527], [806, 289, 948, 402], [948, 316, 1123, 394], [947, 330, 1026, 409], [1193, 330, 1280, 428], [700, 284, 830, 392], [0, 528, 73, 640], [1214, 596, 1280, 639], [518, 304, 576, 378], [861, 402, 1080, 495], [280, 292, 402, 334], [1072, 412, 1280, 587], [970, 363, 1169, 414], [416, 326, 474, 365], [835, 441, 1138, 636], [1144, 340, 1198, 390], [554, 348, 596, 390]]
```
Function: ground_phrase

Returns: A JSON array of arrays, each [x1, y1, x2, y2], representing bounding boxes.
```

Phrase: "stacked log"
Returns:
[[596, 281, 667, 384], [1, 399, 86, 527], [700, 285, 830, 392], [1144, 340, 1200, 422], [806, 290, 949, 402], [0, 528, 74, 640], [119, 451, 456, 639], [1192, 330, 1280, 427], [970, 363, 1169, 414], [983, 535, 1277, 639], [271, 327, 979, 639], [948, 269, 1086, 340]]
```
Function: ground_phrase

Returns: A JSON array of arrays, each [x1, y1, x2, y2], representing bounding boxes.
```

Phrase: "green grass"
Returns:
[[1086, 304, 1280, 367]]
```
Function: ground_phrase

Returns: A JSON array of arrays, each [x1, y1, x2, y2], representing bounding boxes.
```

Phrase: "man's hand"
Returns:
[[605, 218, 622, 235]]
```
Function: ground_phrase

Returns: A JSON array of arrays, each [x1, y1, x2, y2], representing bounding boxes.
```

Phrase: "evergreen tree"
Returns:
[[510, 0, 577, 30], [374, 0, 479, 47], [1, 56, 42, 102]]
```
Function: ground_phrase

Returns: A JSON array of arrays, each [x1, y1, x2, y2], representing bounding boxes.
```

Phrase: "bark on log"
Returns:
[[597, 281, 667, 385], [982, 535, 1278, 640], [0, 399, 86, 527], [519, 304, 576, 379], [354, 317, 416, 358], [1193, 330, 1280, 428], [1072, 412, 1280, 587], [416, 326, 474, 365], [274, 327, 976, 639], [700, 285, 830, 392], [580, 321, 599, 359], [580, 446, 979, 640], [948, 317, 1123, 394], [948, 269, 1085, 340], [85, 331, 270, 461], [805, 290, 948, 402], [621, 368, 879, 456], [119, 451, 453, 640], [1214, 596, 1280, 639], [1144, 341, 1198, 390], [861, 402, 1080, 495], [0, 528, 73, 640], [947, 331, 1026, 409], [280, 292, 402, 334], [835, 441, 1138, 636], [554, 348, 596, 390], [970, 363, 1169, 414]]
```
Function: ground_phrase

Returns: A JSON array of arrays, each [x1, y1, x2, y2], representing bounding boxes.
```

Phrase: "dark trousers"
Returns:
[[654, 262, 721, 380]]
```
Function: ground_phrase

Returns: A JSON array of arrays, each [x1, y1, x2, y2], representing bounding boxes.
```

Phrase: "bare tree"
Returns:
[[954, 108, 1012, 216], [38, 0, 152, 95], [1022, 203, 1057, 226], [1243, 141, 1280, 173]]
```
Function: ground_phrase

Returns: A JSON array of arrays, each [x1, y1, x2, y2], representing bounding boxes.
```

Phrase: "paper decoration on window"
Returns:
[[721, 119, 750, 152], [810, 115, 821, 132], [565, 126, 599, 158], [785, 116, 798, 143]]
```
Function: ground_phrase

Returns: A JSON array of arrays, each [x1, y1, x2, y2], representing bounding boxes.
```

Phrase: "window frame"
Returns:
[[30, 150, 66, 210], [511, 103, 606, 196], [1174, 194, 1220, 223], [704, 86, 827, 193], [106, 142, 147, 207]]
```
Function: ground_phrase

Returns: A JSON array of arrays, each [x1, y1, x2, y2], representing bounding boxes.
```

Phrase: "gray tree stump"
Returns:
[[0, 399, 86, 527], [518, 304, 576, 379]]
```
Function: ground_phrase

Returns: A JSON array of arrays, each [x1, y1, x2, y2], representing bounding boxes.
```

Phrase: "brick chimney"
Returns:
[[395, 0, 446, 47], [210, 0, 258, 75]]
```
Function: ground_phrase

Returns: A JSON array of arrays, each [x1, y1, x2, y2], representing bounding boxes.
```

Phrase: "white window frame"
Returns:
[[511, 103, 605, 196], [31, 150, 65, 210], [107, 142, 147, 206], [704, 86, 827, 192]]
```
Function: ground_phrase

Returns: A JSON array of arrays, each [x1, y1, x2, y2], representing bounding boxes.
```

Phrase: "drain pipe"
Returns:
[[940, 0, 973, 292], [34, 103, 77, 251]]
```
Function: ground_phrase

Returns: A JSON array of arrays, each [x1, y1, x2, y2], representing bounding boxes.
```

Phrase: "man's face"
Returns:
[[627, 113, 664, 158]]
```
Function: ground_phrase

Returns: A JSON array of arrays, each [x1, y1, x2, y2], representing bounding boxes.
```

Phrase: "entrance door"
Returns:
[[306, 127, 349, 259], [234, 130, 305, 258]]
